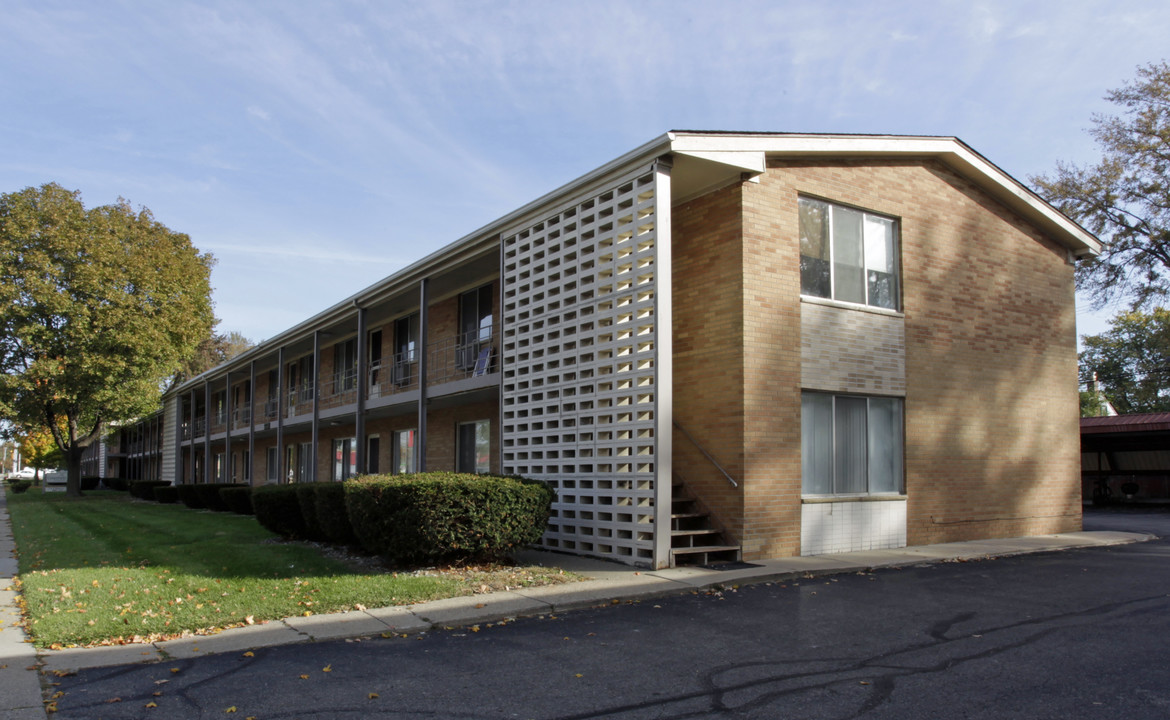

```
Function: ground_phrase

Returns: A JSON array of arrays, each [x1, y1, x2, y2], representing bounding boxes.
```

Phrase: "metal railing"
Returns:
[[318, 368, 359, 410], [426, 329, 497, 385], [673, 421, 738, 488]]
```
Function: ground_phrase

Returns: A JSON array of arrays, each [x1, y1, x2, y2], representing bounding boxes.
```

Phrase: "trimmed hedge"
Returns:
[[81, 476, 101, 491], [221, 486, 255, 515], [294, 483, 331, 541], [176, 484, 205, 509], [104, 477, 130, 491], [194, 483, 244, 511], [130, 480, 170, 500], [252, 484, 309, 539], [153, 485, 180, 504], [9, 480, 32, 494], [315, 482, 357, 545], [345, 472, 555, 565]]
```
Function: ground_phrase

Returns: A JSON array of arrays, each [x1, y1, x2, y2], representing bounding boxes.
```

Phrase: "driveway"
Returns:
[[40, 507, 1170, 719]]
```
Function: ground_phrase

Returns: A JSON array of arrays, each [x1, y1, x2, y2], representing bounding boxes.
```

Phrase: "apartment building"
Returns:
[[162, 132, 1099, 569]]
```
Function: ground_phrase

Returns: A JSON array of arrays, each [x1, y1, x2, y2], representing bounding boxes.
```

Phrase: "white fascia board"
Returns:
[[671, 149, 766, 174], [668, 133, 1102, 257]]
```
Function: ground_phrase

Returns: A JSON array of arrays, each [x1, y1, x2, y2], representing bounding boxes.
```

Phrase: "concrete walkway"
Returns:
[[0, 489, 1154, 720], [0, 491, 42, 720]]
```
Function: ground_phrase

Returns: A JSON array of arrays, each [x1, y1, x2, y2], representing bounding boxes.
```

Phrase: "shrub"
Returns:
[[194, 483, 244, 511], [314, 482, 356, 545], [9, 480, 32, 494], [80, 476, 101, 491], [345, 472, 555, 565], [130, 480, 170, 500], [221, 486, 255, 515], [153, 485, 180, 504], [176, 484, 205, 509], [252, 484, 308, 539], [104, 477, 129, 491], [294, 483, 331, 541]]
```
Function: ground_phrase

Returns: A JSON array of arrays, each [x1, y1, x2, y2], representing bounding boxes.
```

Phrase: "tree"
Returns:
[[168, 328, 253, 389], [16, 425, 64, 481], [1032, 61, 1170, 309], [1079, 307, 1170, 414], [0, 183, 214, 496]]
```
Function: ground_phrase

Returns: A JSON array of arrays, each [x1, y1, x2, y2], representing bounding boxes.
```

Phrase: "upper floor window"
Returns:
[[799, 197, 900, 310]]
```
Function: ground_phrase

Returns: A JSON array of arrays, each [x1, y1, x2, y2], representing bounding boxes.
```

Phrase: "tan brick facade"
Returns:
[[166, 134, 1089, 568], [672, 157, 1081, 560]]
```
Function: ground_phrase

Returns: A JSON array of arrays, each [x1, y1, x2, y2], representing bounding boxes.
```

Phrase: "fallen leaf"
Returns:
[[575, 673, 583, 678], [145, 700, 159, 708], [225, 707, 237, 714], [170, 668, 181, 674], [244, 615, 254, 625], [322, 665, 332, 672], [106, 697, 123, 703], [368, 693, 379, 699], [242, 651, 254, 657], [299, 674, 309, 680]]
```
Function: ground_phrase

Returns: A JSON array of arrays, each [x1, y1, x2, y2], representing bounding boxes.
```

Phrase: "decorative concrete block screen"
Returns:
[[501, 163, 668, 565]]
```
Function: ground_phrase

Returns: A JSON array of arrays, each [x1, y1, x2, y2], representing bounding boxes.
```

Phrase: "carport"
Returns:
[[1081, 413, 1170, 503]]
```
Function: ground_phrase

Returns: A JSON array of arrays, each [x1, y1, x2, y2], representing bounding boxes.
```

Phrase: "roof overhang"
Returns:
[[168, 131, 1101, 397], [666, 131, 1102, 258]]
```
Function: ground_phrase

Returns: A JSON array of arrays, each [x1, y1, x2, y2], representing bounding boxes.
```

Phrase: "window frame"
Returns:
[[393, 429, 417, 474], [801, 391, 904, 497], [456, 419, 491, 474], [799, 196, 902, 311]]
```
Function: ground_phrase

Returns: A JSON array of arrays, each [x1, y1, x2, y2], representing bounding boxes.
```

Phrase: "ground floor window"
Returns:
[[266, 447, 279, 483], [213, 453, 226, 482], [366, 434, 380, 474], [298, 442, 312, 482], [457, 420, 490, 474], [801, 392, 903, 495], [394, 429, 416, 474], [332, 437, 357, 481]]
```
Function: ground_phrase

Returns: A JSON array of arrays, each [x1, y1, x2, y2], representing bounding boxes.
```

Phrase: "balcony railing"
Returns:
[[319, 368, 359, 410], [286, 386, 314, 418], [231, 406, 252, 430], [427, 329, 498, 385], [260, 398, 279, 423], [369, 347, 420, 400]]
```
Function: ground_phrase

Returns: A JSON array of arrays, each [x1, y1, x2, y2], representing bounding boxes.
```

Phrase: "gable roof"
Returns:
[[167, 131, 1099, 396]]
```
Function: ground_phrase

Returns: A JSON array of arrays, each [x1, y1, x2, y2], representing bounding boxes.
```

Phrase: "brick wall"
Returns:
[[671, 182, 747, 544], [754, 157, 1080, 551], [801, 302, 905, 395], [739, 172, 804, 559]]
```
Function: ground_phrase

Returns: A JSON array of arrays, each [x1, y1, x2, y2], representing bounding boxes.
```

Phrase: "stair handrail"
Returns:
[[673, 421, 738, 488]]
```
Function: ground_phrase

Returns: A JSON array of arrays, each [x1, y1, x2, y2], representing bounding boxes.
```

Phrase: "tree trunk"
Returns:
[[66, 445, 84, 497]]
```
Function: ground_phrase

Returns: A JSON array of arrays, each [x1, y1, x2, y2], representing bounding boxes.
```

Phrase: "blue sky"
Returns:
[[3, 0, 1168, 343]]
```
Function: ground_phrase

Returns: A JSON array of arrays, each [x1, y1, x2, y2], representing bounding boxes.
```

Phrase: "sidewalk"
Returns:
[[0, 492, 42, 720], [0, 488, 1155, 720]]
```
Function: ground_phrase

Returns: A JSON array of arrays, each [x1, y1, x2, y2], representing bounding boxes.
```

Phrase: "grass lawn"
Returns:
[[7, 489, 572, 648]]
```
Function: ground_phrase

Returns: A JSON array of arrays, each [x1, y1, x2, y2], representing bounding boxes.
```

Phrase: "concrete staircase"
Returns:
[[669, 478, 740, 566]]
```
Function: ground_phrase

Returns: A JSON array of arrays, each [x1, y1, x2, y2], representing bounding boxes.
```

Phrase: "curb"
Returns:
[[29, 529, 1153, 677]]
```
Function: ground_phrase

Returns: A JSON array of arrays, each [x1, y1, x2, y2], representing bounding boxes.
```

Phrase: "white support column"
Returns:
[[652, 157, 673, 570]]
